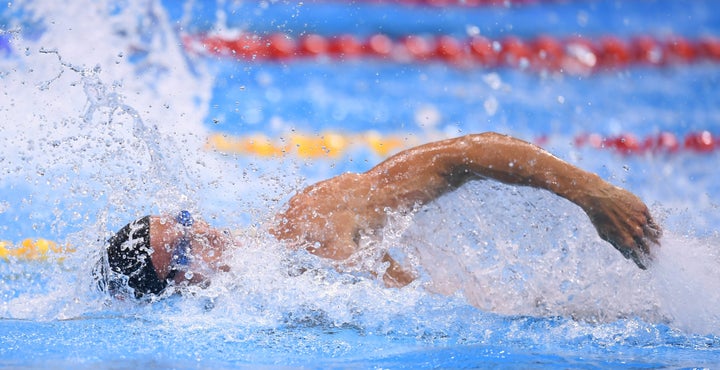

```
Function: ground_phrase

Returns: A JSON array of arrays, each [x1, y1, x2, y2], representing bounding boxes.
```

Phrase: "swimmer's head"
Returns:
[[96, 216, 167, 299]]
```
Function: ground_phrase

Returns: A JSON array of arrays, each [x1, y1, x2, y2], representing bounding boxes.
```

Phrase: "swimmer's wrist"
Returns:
[[563, 172, 606, 208]]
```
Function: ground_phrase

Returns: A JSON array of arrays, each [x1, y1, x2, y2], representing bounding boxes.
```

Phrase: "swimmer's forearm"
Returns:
[[365, 132, 607, 211], [453, 133, 607, 207]]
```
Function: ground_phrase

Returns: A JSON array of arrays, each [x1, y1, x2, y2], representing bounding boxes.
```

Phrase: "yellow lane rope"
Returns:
[[0, 239, 74, 261], [204, 131, 418, 158]]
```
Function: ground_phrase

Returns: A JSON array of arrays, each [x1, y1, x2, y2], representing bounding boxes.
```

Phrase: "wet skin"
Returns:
[[147, 132, 662, 288]]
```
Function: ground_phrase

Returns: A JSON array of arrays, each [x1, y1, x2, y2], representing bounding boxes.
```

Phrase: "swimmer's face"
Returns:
[[150, 215, 233, 288], [172, 222, 233, 280]]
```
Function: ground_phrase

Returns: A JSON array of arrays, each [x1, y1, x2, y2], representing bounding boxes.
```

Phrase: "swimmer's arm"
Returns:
[[362, 132, 661, 268], [364, 132, 598, 207]]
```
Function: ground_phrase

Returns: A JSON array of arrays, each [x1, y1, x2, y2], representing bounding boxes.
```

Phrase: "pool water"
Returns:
[[1, 0, 719, 368]]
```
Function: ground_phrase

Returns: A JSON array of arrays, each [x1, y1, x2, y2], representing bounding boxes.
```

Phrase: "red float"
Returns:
[[468, 35, 498, 67], [609, 134, 642, 154], [401, 35, 434, 61], [434, 35, 465, 62], [228, 34, 265, 59], [299, 34, 329, 56], [366, 34, 394, 57], [684, 131, 715, 152], [266, 33, 296, 59], [499, 37, 532, 68], [647, 132, 680, 153], [562, 37, 598, 73], [630, 36, 664, 65], [531, 35, 564, 71], [665, 36, 697, 63], [698, 36, 720, 60], [597, 36, 631, 69], [328, 34, 364, 59]]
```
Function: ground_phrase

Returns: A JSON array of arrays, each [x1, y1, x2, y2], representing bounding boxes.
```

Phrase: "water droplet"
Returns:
[[483, 96, 498, 116]]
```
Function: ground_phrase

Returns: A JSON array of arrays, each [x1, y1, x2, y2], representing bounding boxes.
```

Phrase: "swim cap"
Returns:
[[98, 216, 168, 299]]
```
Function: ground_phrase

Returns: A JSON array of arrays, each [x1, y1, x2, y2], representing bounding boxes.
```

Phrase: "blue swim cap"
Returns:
[[176, 210, 194, 227]]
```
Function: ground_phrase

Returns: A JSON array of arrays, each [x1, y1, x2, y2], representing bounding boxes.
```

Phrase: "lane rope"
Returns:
[[205, 130, 719, 158], [184, 32, 720, 72], [0, 239, 73, 261]]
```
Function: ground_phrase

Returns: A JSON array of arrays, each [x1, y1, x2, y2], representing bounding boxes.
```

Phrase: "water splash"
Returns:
[[399, 181, 720, 334], [651, 231, 720, 334]]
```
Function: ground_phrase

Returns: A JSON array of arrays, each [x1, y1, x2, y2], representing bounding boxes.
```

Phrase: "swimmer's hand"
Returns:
[[579, 184, 662, 269]]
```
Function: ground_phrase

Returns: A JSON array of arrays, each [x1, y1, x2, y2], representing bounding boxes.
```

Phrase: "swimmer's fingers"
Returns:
[[627, 246, 647, 270], [635, 211, 662, 253], [623, 214, 662, 269], [602, 220, 657, 270], [643, 214, 663, 246], [630, 237, 650, 270], [610, 237, 648, 269], [613, 234, 648, 270]]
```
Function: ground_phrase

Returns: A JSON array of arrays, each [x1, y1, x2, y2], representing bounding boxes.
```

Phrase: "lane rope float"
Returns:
[[184, 32, 720, 73]]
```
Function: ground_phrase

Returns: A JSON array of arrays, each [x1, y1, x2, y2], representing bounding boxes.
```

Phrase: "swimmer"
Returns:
[[96, 132, 661, 299]]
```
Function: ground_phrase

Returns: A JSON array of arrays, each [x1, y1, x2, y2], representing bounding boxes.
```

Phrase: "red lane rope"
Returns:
[[184, 32, 720, 72], [572, 131, 719, 155]]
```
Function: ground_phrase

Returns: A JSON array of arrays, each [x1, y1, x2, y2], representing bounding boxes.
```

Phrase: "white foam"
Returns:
[[651, 231, 720, 334]]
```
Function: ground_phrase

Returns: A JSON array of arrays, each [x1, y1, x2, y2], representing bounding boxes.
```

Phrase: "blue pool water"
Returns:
[[1, 0, 719, 368]]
